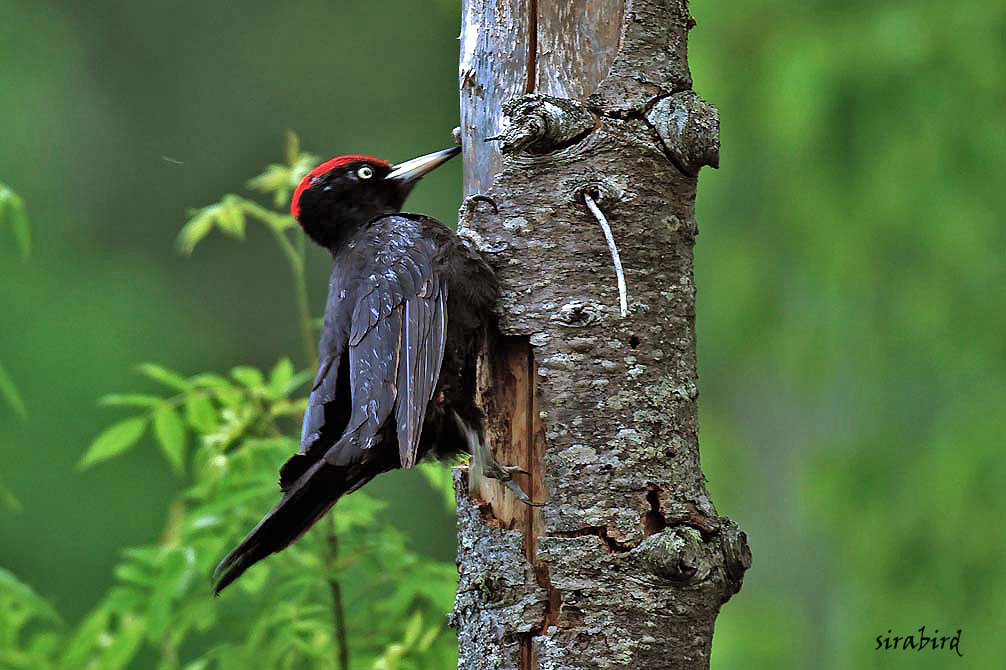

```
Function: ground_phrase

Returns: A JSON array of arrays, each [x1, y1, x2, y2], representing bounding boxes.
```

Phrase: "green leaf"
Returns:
[[137, 362, 192, 391], [184, 393, 218, 433], [230, 365, 264, 389], [283, 368, 314, 396], [121, 546, 160, 565], [213, 384, 245, 408], [98, 393, 164, 408], [417, 624, 441, 652], [291, 153, 320, 184], [332, 492, 386, 533], [216, 196, 246, 239], [247, 163, 292, 203], [113, 562, 154, 587], [237, 561, 269, 594], [177, 207, 216, 255], [245, 131, 318, 207], [402, 611, 424, 648], [189, 372, 232, 388], [99, 613, 145, 669], [104, 584, 146, 614], [146, 547, 196, 639], [0, 566, 60, 623], [153, 405, 187, 474], [0, 360, 27, 417], [62, 605, 111, 667], [375, 643, 405, 670], [268, 357, 294, 396], [285, 129, 301, 167], [80, 417, 148, 469]]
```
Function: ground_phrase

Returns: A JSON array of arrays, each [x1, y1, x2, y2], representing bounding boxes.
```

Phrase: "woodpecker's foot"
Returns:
[[455, 412, 544, 507], [479, 455, 544, 507]]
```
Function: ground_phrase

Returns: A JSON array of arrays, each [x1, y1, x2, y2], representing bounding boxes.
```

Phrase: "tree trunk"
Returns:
[[451, 2, 750, 669]]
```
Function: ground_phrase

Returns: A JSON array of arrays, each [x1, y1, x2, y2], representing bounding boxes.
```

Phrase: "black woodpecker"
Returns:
[[212, 147, 534, 594]]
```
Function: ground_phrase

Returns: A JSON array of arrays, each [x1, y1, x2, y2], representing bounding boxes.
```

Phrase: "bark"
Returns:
[[452, 2, 750, 669]]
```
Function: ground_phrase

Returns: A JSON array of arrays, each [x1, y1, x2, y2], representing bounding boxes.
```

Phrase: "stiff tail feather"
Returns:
[[212, 457, 376, 595]]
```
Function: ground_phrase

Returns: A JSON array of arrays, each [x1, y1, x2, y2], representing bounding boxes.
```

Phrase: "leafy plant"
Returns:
[[177, 129, 319, 362], [0, 134, 458, 670]]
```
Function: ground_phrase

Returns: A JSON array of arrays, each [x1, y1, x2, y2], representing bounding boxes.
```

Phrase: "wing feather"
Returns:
[[395, 276, 447, 468], [344, 232, 448, 469]]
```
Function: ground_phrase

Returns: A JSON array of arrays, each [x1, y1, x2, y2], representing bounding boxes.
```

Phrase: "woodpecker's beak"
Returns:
[[385, 147, 461, 183]]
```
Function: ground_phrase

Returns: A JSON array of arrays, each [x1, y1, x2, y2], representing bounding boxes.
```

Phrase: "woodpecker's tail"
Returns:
[[212, 455, 384, 595]]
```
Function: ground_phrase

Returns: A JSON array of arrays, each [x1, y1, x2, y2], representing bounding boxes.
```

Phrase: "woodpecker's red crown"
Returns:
[[291, 155, 390, 219]]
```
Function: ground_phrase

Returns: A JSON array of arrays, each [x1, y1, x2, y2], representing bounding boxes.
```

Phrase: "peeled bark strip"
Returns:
[[452, 2, 750, 669]]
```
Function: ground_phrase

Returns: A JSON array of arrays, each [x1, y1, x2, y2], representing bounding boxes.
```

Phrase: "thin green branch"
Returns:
[[325, 516, 350, 670], [264, 223, 316, 366]]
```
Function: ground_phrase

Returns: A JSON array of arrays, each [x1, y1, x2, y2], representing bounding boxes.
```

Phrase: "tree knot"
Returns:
[[636, 527, 712, 583], [487, 94, 597, 155], [645, 91, 720, 176]]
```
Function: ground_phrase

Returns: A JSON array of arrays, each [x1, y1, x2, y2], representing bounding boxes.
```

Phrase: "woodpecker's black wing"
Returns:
[[212, 215, 448, 592], [346, 229, 448, 468], [295, 215, 449, 469]]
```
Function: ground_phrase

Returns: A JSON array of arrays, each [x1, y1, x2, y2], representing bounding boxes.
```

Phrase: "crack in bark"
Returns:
[[590, 94, 699, 178], [636, 110, 694, 177], [533, 563, 562, 632], [665, 502, 721, 540], [525, 0, 538, 93], [549, 489, 718, 559], [550, 525, 633, 553], [519, 631, 534, 670]]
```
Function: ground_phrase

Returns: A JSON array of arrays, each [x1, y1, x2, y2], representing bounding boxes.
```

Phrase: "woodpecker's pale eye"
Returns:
[[357, 166, 374, 179]]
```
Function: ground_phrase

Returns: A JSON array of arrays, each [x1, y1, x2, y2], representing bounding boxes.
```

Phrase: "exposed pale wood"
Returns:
[[458, 0, 530, 196], [468, 335, 549, 666], [470, 335, 543, 530], [535, 0, 623, 99]]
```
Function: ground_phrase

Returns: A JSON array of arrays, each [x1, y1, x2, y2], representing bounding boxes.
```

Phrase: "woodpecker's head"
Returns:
[[291, 146, 460, 249]]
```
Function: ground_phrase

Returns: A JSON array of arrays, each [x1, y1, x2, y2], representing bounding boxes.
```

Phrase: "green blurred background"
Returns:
[[1, 0, 1002, 668]]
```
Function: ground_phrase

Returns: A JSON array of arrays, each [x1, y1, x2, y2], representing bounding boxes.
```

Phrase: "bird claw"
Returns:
[[456, 412, 545, 507], [501, 476, 545, 507], [479, 452, 543, 507]]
